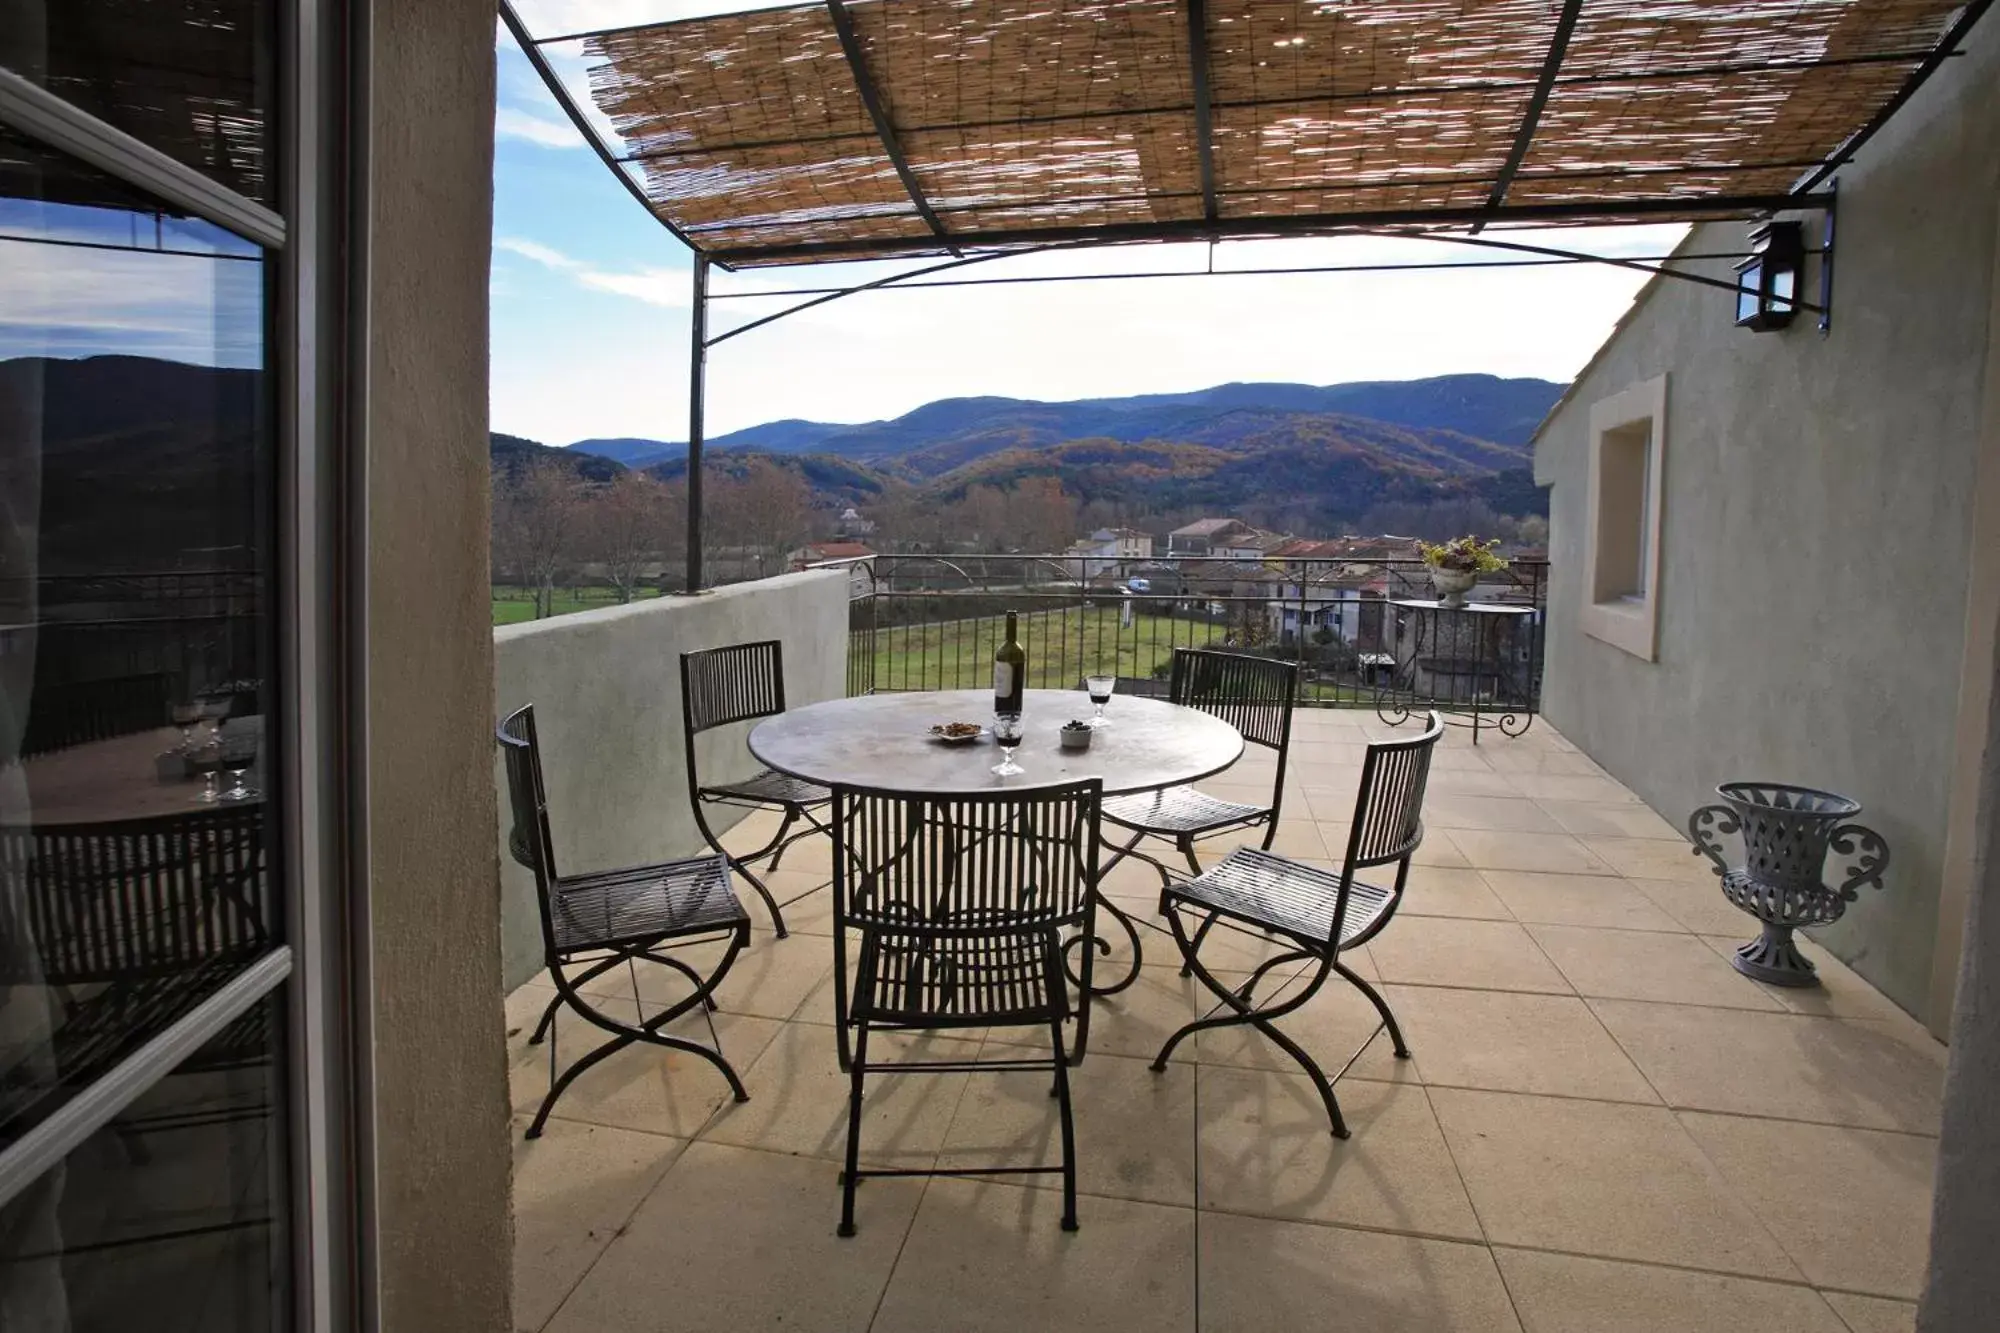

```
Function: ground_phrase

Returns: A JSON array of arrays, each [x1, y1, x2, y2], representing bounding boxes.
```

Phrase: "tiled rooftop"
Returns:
[[506, 710, 1942, 1333]]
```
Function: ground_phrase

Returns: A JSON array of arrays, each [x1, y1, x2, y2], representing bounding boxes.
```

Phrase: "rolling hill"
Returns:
[[564, 374, 1564, 474]]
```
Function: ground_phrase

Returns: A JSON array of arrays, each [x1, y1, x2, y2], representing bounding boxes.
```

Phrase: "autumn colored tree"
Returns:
[[707, 457, 815, 580]]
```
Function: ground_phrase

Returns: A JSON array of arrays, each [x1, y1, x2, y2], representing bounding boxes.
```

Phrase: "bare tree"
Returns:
[[493, 456, 584, 618], [707, 458, 815, 580], [581, 470, 680, 602]]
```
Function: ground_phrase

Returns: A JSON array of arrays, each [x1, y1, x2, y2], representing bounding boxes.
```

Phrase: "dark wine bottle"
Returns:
[[994, 610, 1025, 716]]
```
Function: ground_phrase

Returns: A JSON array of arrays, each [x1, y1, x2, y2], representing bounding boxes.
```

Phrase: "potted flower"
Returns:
[[1419, 536, 1507, 608]]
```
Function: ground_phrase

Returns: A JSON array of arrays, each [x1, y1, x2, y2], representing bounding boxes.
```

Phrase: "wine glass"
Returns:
[[220, 738, 259, 802], [990, 713, 1025, 777], [171, 701, 203, 753], [187, 739, 226, 804], [1084, 674, 1117, 727]]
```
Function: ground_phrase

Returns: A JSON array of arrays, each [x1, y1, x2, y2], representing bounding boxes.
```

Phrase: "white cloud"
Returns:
[[496, 235, 691, 308], [495, 107, 583, 149]]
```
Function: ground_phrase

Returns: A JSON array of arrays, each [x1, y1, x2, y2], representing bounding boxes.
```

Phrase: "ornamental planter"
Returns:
[[1428, 566, 1478, 608], [1688, 783, 1888, 987]]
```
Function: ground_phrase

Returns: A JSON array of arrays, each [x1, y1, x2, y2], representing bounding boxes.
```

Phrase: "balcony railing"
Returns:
[[836, 553, 1547, 716]]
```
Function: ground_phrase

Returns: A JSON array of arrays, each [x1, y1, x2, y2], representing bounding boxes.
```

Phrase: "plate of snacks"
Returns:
[[927, 721, 987, 745]]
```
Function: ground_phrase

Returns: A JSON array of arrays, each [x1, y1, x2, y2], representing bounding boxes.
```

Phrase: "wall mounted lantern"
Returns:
[[1734, 220, 1805, 331]]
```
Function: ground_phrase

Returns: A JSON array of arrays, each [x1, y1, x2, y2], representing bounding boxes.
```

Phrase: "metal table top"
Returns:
[[748, 688, 1244, 797]]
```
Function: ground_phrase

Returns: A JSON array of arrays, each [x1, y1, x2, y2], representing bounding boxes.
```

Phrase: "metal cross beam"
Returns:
[[824, 0, 954, 247], [1186, 0, 1219, 223], [1480, 0, 1586, 228]]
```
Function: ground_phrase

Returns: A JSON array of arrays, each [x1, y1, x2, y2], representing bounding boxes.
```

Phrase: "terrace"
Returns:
[[504, 685, 1941, 1332]]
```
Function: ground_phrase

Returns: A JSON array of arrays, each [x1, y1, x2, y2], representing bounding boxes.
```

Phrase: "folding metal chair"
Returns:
[[500, 703, 751, 1138], [681, 640, 832, 937], [831, 779, 1102, 1236], [1150, 712, 1444, 1138]]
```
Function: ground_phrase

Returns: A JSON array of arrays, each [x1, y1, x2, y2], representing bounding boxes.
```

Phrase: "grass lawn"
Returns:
[[860, 605, 1238, 693], [492, 584, 663, 626]]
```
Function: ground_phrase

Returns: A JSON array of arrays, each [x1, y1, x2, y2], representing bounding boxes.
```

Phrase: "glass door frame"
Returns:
[[0, 1, 372, 1327]]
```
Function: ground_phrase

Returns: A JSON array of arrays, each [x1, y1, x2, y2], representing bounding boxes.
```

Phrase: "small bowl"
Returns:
[[1059, 722, 1092, 752]]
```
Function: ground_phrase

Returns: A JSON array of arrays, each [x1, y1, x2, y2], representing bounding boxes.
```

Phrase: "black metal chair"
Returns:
[[1101, 648, 1299, 887], [832, 779, 1102, 1237], [1149, 712, 1444, 1139], [680, 640, 832, 937], [0, 804, 272, 1147], [499, 703, 751, 1139]]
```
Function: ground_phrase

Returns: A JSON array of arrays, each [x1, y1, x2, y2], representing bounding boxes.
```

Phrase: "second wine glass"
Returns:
[[990, 713, 1025, 777]]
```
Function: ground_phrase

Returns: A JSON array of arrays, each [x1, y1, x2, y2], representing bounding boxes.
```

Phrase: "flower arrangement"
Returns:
[[1418, 535, 1508, 574]]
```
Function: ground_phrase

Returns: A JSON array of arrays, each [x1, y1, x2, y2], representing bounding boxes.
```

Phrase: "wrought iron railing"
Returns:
[[830, 553, 1547, 715]]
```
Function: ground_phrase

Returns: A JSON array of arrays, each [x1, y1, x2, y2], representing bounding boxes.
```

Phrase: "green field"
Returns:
[[860, 606, 1239, 693], [492, 584, 663, 626]]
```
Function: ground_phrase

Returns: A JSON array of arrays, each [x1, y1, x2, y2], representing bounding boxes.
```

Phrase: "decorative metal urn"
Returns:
[[1429, 566, 1478, 608], [1688, 783, 1888, 987]]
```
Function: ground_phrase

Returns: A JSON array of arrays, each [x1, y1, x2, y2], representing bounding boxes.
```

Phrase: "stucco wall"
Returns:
[[361, 0, 511, 1327], [493, 570, 850, 988], [1533, 22, 2000, 1024]]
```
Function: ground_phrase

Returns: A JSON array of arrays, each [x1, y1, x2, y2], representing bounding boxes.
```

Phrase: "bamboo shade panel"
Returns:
[[527, 0, 1978, 266]]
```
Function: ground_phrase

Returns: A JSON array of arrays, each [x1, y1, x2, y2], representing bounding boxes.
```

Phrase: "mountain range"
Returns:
[[568, 374, 1562, 477], [540, 374, 1563, 528]]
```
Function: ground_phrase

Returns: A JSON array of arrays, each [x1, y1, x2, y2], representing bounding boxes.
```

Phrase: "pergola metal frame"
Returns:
[[499, 0, 1989, 590]]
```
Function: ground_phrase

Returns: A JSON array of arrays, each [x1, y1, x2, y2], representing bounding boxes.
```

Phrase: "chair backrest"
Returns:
[[497, 703, 566, 956], [680, 640, 787, 737], [1335, 712, 1445, 874], [1169, 648, 1297, 752], [832, 779, 1102, 979], [1, 803, 269, 986]]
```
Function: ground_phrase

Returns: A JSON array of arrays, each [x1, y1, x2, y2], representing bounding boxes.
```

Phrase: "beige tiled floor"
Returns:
[[508, 711, 1938, 1333]]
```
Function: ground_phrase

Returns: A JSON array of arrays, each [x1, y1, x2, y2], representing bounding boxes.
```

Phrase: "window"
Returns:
[[1582, 375, 1667, 661]]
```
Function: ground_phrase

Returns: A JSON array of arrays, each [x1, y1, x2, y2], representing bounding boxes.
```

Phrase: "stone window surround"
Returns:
[[1582, 374, 1668, 661]]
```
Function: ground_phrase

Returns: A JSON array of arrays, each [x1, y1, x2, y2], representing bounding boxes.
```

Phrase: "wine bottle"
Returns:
[[994, 610, 1025, 716]]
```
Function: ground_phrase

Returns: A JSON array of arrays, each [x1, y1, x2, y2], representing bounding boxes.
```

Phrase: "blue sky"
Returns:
[[491, 7, 1687, 447]]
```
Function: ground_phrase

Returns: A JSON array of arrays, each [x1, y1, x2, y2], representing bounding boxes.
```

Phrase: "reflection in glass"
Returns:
[[0, 991, 290, 1333], [0, 126, 283, 1326], [0, 3, 273, 202]]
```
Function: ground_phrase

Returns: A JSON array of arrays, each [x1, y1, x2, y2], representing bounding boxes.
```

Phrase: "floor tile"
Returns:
[[1628, 876, 1755, 935], [870, 1181, 1195, 1333], [939, 1048, 1196, 1208], [511, 1120, 688, 1333], [1196, 1068, 1482, 1239], [1263, 818, 1332, 860], [1200, 1213, 1521, 1332], [1529, 925, 1786, 1009], [1820, 1292, 1917, 1333], [542, 1141, 921, 1333], [1583, 835, 1716, 882], [1482, 748, 1610, 778], [1424, 794, 1564, 833], [1384, 985, 1659, 1103], [1536, 799, 1689, 841], [1479, 871, 1686, 931], [699, 934, 834, 1021], [1443, 829, 1616, 875], [982, 964, 1212, 1065], [1398, 866, 1515, 921], [1505, 773, 1643, 804], [1426, 767, 1528, 797], [1589, 1000, 1943, 1133], [1369, 917, 1573, 995], [1493, 1248, 1851, 1333], [703, 1022, 977, 1168], [1428, 1087, 1799, 1279], [1679, 1112, 1938, 1298]]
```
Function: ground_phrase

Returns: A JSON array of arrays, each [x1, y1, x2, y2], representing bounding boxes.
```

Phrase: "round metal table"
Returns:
[[748, 688, 1245, 1009], [1374, 599, 1538, 743], [748, 688, 1244, 795]]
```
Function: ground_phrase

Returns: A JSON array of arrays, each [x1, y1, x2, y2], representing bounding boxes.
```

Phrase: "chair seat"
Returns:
[[550, 854, 748, 953], [1103, 784, 1269, 835], [854, 929, 1060, 1028], [1163, 846, 1394, 948], [702, 768, 830, 808]]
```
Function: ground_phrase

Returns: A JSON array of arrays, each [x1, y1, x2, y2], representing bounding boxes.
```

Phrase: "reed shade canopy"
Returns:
[[509, 0, 1987, 269]]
